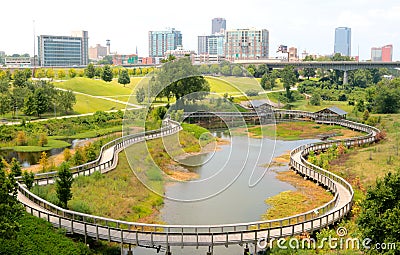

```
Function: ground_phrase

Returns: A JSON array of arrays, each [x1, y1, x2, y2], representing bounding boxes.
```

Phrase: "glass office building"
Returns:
[[38, 31, 89, 67], [148, 28, 182, 58], [334, 27, 351, 57], [207, 34, 225, 56], [212, 18, 226, 35]]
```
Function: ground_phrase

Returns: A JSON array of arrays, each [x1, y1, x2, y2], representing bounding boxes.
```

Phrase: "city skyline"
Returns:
[[1, 0, 400, 61]]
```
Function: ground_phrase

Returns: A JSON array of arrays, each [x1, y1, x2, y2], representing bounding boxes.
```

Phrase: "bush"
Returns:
[[245, 90, 259, 97], [310, 93, 322, 106], [69, 200, 92, 214], [0, 214, 90, 255]]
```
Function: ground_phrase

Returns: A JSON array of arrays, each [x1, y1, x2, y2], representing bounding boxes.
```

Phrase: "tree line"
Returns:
[[0, 71, 76, 118]]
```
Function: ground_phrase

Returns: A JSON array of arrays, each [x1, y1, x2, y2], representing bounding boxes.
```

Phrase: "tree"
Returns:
[[68, 68, 77, 78], [16, 131, 27, 146], [23, 94, 37, 116], [362, 110, 370, 121], [101, 65, 113, 82], [56, 90, 76, 114], [260, 72, 277, 90], [209, 64, 220, 74], [157, 58, 210, 101], [221, 65, 231, 76], [112, 68, 119, 78], [22, 170, 35, 190], [247, 66, 255, 77], [12, 70, 28, 87], [0, 159, 23, 239], [35, 69, 45, 79], [357, 170, 400, 253], [136, 87, 146, 104], [45, 69, 55, 79], [118, 69, 130, 87], [63, 148, 72, 161], [10, 158, 22, 177], [310, 92, 322, 106], [72, 146, 85, 165], [303, 68, 316, 79], [57, 69, 66, 80], [373, 80, 400, 114], [199, 64, 209, 74], [94, 67, 103, 78], [38, 152, 48, 172], [38, 133, 48, 147], [85, 63, 95, 78], [232, 66, 243, 77], [34, 87, 52, 117], [55, 162, 73, 209], [281, 66, 297, 100], [84, 143, 97, 162], [0, 93, 11, 116], [255, 64, 268, 78], [98, 55, 113, 65]]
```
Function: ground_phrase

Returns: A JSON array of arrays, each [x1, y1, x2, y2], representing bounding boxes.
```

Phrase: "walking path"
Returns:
[[15, 111, 381, 253]]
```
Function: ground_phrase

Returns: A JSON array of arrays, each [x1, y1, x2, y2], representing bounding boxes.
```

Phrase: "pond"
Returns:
[[0, 138, 88, 167], [133, 133, 320, 255]]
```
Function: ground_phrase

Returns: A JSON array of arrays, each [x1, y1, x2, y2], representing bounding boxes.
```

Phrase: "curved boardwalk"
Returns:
[[16, 112, 381, 254]]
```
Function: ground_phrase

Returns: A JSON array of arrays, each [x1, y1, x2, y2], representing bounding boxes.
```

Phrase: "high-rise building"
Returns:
[[334, 27, 351, 56], [198, 35, 208, 54], [225, 28, 269, 61], [212, 18, 226, 34], [89, 44, 107, 60], [148, 28, 182, 58], [71, 31, 89, 65], [207, 33, 225, 56], [371, 45, 393, 62], [38, 30, 89, 67], [288, 47, 298, 61]]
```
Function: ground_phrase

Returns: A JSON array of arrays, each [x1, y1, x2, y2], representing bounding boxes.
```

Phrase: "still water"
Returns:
[[132, 134, 320, 255], [0, 138, 86, 167]]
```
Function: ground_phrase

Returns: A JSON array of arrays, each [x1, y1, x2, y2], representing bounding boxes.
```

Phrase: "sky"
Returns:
[[1, 0, 399, 61]]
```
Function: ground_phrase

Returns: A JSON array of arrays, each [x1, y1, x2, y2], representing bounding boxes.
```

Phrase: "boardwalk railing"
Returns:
[[16, 111, 381, 249]]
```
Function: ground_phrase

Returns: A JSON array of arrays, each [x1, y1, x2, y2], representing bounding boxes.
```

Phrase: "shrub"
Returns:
[[245, 90, 259, 97]]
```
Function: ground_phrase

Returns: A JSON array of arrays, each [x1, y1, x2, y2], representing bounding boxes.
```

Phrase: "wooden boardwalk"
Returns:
[[16, 112, 381, 254]]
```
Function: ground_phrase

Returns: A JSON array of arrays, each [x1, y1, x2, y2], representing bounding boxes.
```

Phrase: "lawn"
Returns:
[[247, 121, 363, 140], [206, 76, 269, 96], [55, 77, 135, 96], [1, 139, 71, 152], [73, 94, 127, 114]]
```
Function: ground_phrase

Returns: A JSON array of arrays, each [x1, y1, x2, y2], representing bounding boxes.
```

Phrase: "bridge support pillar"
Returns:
[[244, 244, 250, 255], [127, 244, 133, 255], [343, 71, 348, 85]]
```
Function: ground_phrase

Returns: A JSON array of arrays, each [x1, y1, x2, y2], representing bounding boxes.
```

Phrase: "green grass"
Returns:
[[206, 76, 242, 94], [0, 213, 90, 255], [206, 76, 264, 95], [50, 126, 123, 140], [330, 114, 400, 187], [56, 77, 134, 96], [73, 94, 127, 114], [32, 128, 208, 223], [247, 121, 362, 140], [1, 139, 71, 152]]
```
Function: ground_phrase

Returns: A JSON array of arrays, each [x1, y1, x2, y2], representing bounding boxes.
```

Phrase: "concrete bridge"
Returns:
[[232, 60, 400, 84], [16, 111, 381, 254]]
